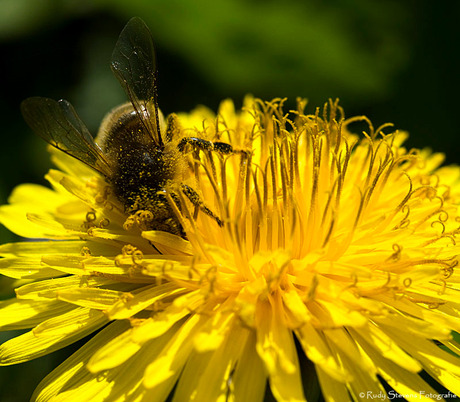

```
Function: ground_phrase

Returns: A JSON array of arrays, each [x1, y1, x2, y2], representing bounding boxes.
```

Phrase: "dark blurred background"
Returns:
[[0, 0, 459, 400]]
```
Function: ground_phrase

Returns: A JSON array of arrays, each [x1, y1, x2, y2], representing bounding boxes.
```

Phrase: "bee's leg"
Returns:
[[153, 191, 187, 237], [181, 184, 223, 227], [177, 137, 234, 155], [165, 113, 181, 141], [213, 141, 234, 154]]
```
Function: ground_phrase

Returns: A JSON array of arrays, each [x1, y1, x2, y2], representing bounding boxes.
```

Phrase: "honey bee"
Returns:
[[21, 17, 234, 236]]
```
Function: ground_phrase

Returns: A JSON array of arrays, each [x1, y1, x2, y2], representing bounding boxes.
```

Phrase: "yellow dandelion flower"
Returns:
[[2, 95, 460, 401], [2, 18, 460, 402]]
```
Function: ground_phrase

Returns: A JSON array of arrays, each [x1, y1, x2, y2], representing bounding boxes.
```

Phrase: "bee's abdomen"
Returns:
[[112, 146, 173, 211]]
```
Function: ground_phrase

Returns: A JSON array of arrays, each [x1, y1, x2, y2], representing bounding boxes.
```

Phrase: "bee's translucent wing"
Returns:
[[111, 17, 162, 146], [21, 97, 112, 177]]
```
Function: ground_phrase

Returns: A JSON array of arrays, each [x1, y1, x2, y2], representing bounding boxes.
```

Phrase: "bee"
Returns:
[[20, 17, 236, 236]]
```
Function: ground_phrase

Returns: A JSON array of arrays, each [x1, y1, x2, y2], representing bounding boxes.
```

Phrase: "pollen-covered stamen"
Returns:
[[166, 99, 460, 322], [123, 210, 154, 231]]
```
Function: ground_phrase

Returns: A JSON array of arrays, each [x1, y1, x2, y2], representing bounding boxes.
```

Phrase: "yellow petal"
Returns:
[[16, 275, 114, 301], [359, 336, 441, 402], [32, 321, 130, 402], [0, 298, 73, 330], [424, 369, 460, 397], [323, 328, 375, 375], [32, 308, 107, 338], [88, 228, 152, 249], [41, 255, 127, 276], [255, 296, 306, 401], [57, 287, 125, 310], [175, 321, 250, 402], [0, 256, 63, 279], [373, 309, 452, 339], [316, 365, 351, 402], [296, 322, 351, 383], [350, 324, 422, 373], [282, 289, 311, 326], [193, 299, 236, 353], [87, 328, 141, 372], [142, 230, 194, 255], [36, 316, 176, 402], [339, 351, 387, 400], [230, 330, 266, 402], [0, 308, 107, 365], [381, 324, 460, 377], [0, 240, 96, 258], [131, 290, 203, 343], [143, 314, 205, 389], [106, 282, 183, 320]]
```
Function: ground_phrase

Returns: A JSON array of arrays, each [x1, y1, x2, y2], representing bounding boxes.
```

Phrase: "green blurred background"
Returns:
[[0, 0, 459, 400]]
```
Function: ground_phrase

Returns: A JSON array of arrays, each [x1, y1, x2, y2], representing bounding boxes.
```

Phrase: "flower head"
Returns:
[[1, 97, 460, 401]]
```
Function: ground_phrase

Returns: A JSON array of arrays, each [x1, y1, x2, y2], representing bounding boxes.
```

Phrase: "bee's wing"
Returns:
[[111, 17, 163, 147], [21, 97, 112, 178]]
